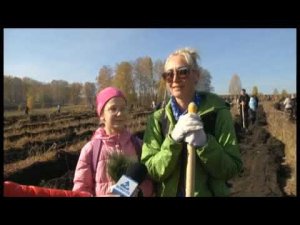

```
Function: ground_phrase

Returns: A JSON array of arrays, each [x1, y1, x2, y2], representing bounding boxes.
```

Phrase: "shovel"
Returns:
[[185, 102, 197, 197]]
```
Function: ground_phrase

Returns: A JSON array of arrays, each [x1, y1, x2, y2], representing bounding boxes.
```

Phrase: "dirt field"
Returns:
[[229, 104, 293, 196], [3, 102, 296, 196]]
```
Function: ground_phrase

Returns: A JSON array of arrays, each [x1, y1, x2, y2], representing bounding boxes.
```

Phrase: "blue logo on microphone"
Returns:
[[120, 181, 130, 191], [112, 175, 138, 197]]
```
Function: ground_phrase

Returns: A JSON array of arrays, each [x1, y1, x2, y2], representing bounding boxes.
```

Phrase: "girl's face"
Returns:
[[100, 97, 128, 134], [164, 55, 199, 99]]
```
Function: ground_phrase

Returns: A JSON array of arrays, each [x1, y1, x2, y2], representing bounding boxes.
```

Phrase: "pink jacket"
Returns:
[[73, 127, 154, 197]]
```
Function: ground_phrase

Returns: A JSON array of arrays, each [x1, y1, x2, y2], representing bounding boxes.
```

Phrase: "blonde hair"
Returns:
[[164, 47, 200, 71]]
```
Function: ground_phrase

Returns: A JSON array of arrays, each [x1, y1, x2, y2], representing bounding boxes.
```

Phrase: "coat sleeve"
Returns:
[[196, 108, 243, 180], [4, 181, 92, 197], [73, 141, 95, 196], [141, 112, 182, 182]]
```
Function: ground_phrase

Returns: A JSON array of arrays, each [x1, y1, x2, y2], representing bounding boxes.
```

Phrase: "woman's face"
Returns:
[[164, 55, 199, 99], [100, 97, 128, 134]]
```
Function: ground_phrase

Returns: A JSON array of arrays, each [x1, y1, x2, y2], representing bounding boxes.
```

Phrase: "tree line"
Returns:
[[4, 76, 96, 110], [4, 56, 214, 111], [228, 74, 292, 100]]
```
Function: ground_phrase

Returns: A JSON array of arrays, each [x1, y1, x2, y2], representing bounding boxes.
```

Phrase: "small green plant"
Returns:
[[106, 151, 137, 182]]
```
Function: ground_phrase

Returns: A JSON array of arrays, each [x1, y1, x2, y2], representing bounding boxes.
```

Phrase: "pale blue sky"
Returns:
[[4, 28, 296, 94]]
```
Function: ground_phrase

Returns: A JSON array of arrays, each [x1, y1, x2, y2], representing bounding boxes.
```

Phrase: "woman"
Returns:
[[141, 47, 242, 197]]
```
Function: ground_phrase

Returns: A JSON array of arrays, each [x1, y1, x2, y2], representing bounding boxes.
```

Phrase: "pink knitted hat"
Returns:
[[96, 87, 126, 116]]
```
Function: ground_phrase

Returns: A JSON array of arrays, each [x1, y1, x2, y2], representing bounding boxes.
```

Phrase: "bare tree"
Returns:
[[133, 57, 154, 106], [252, 86, 259, 96], [96, 66, 112, 92], [35, 84, 52, 108], [153, 59, 165, 104], [83, 82, 96, 106], [113, 61, 136, 105], [50, 80, 69, 105], [4, 76, 19, 108], [69, 83, 83, 105], [273, 88, 279, 96], [229, 74, 242, 96], [197, 67, 214, 92], [281, 89, 288, 99], [23, 77, 42, 109]]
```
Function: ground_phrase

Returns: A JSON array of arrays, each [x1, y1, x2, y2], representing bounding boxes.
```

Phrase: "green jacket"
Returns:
[[141, 92, 243, 197]]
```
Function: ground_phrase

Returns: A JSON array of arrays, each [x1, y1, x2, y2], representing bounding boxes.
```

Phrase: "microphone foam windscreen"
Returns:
[[107, 151, 137, 182], [125, 163, 148, 185]]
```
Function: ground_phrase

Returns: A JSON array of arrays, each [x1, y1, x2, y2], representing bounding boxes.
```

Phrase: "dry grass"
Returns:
[[263, 101, 296, 196], [64, 139, 89, 153], [4, 134, 91, 177], [4, 151, 56, 177], [4, 105, 91, 117], [4, 117, 97, 139], [4, 106, 152, 185], [4, 131, 72, 151]]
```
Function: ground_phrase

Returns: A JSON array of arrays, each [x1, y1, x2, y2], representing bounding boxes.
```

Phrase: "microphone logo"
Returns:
[[120, 181, 129, 191], [112, 175, 138, 197]]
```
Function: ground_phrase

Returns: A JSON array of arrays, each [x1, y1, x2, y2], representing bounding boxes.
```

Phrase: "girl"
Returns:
[[73, 87, 153, 197]]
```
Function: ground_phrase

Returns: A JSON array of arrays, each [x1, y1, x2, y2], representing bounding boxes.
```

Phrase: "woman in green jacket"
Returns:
[[141, 47, 242, 197]]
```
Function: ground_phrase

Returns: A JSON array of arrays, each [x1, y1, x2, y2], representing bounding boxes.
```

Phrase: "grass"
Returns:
[[260, 101, 296, 196], [3, 106, 153, 182], [4, 151, 57, 178]]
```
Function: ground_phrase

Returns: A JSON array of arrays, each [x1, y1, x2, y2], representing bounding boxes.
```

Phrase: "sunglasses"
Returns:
[[162, 66, 192, 83]]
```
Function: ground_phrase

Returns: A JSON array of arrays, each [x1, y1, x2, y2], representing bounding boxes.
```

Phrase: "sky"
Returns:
[[4, 28, 296, 95]]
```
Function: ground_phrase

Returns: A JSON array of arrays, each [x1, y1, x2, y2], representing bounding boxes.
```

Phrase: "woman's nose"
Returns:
[[172, 71, 180, 82]]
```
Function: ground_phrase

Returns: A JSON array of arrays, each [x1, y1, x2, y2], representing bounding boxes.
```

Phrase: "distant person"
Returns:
[[238, 89, 250, 129], [249, 95, 258, 125], [291, 94, 296, 119], [24, 105, 29, 115], [289, 94, 296, 119], [57, 104, 61, 113], [283, 96, 292, 114], [73, 87, 154, 197], [254, 95, 259, 106]]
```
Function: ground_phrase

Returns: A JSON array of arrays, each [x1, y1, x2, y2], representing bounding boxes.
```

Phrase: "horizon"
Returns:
[[4, 28, 297, 95]]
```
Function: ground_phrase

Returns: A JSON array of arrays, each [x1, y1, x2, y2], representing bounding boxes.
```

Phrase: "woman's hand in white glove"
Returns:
[[171, 113, 204, 143], [185, 129, 207, 147]]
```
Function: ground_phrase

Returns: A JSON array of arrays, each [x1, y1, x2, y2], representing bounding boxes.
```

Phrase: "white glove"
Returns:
[[171, 113, 203, 143], [185, 129, 207, 147]]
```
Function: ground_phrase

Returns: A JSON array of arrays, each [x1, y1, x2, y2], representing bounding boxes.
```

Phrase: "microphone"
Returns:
[[111, 162, 147, 197]]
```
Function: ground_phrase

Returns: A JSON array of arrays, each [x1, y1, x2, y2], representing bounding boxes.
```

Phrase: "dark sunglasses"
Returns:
[[162, 66, 192, 82]]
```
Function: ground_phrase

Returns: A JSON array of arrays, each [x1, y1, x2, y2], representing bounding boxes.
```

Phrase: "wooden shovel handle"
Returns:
[[185, 102, 197, 197]]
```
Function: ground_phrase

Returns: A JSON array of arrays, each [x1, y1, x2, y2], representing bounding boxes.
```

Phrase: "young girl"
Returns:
[[73, 87, 153, 197]]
